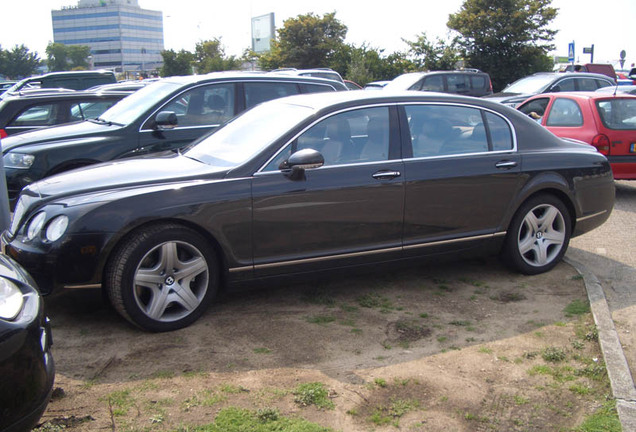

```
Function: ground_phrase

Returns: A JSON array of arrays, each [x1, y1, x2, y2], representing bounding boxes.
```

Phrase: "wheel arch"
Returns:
[[100, 218, 229, 291]]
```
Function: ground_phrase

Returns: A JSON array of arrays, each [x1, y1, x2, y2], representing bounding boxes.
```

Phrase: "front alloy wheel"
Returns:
[[105, 223, 219, 331], [503, 194, 571, 275]]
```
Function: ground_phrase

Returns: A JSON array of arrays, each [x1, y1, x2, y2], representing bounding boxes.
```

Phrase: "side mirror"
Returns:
[[281, 148, 324, 179], [629, 68, 636, 80], [155, 111, 178, 130]]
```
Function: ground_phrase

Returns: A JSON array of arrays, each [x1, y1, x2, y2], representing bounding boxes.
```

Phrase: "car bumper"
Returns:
[[0, 256, 55, 432], [608, 158, 636, 180]]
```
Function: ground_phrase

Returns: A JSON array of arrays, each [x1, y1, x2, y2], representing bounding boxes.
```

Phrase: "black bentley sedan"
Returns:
[[1, 72, 347, 205], [3, 91, 614, 331], [0, 254, 54, 431]]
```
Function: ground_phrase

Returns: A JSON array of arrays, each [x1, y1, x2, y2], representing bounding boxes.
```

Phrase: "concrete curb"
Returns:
[[565, 257, 636, 430]]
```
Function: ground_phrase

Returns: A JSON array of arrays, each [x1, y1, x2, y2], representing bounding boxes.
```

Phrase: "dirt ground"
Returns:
[[36, 257, 612, 431]]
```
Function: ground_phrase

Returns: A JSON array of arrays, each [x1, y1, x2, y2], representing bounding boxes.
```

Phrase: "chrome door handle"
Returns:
[[495, 160, 518, 169], [372, 170, 401, 180]]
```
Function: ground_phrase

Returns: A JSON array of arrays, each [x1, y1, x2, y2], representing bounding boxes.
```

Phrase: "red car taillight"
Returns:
[[591, 134, 610, 155], [0, 129, 7, 139]]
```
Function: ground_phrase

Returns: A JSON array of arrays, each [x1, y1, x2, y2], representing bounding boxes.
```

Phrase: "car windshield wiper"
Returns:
[[88, 117, 124, 126]]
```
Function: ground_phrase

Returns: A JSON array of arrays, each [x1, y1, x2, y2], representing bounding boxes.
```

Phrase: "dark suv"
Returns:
[[484, 72, 616, 107], [1, 70, 117, 97], [1, 72, 347, 203], [384, 70, 493, 97], [0, 90, 128, 138]]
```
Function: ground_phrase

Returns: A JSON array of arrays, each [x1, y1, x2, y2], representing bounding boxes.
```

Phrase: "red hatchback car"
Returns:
[[518, 92, 636, 179]]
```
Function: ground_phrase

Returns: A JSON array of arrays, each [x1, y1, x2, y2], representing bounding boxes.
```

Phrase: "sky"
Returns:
[[0, 0, 634, 71]]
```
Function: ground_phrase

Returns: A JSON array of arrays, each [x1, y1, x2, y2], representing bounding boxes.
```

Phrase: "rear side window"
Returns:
[[9, 103, 58, 126], [446, 74, 470, 94], [406, 105, 513, 157], [299, 83, 336, 94], [546, 98, 583, 126], [244, 82, 299, 109], [470, 75, 486, 89], [596, 99, 636, 130], [552, 78, 576, 92], [578, 78, 600, 91]]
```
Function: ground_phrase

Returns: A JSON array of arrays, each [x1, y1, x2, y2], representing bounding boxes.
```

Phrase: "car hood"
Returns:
[[24, 153, 228, 202], [1, 120, 115, 152]]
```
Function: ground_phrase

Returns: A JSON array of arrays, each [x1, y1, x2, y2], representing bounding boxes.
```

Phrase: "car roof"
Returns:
[[0, 89, 129, 101], [525, 91, 636, 102], [157, 71, 345, 86], [261, 89, 503, 112]]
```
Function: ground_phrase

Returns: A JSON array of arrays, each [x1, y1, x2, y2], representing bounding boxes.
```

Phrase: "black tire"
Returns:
[[104, 223, 219, 332], [502, 194, 571, 275]]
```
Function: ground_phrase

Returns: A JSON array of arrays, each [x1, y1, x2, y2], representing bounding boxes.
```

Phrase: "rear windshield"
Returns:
[[596, 98, 636, 130]]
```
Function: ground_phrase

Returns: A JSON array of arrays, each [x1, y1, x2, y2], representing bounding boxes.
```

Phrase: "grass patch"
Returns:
[[368, 398, 419, 427], [186, 406, 334, 431], [305, 315, 335, 325], [183, 389, 227, 410], [300, 287, 336, 307], [542, 347, 567, 363], [564, 299, 590, 317], [357, 293, 394, 311], [103, 389, 134, 417], [253, 347, 271, 354], [293, 382, 334, 410], [575, 400, 621, 432]]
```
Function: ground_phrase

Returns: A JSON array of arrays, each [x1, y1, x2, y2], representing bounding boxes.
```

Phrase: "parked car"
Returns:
[[561, 63, 617, 81], [4, 91, 614, 331], [344, 80, 362, 90], [0, 253, 54, 432], [1, 70, 117, 97], [364, 80, 390, 90], [384, 70, 493, 97], [270, 68, 345, 84], [485, 72, 615, 107], [517, 92, 636, 179], [1, 72, 347, 205], [0, 81, 17, 96], [0, 89, 128, 138], [596, 85, 636, 95]]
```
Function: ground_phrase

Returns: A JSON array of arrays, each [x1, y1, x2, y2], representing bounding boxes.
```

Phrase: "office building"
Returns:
[[52, 0, 164, 74]]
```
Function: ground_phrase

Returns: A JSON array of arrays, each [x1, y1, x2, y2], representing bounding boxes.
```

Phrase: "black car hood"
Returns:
[[1, 120, 116, 152], [25, 153, 228, 202]]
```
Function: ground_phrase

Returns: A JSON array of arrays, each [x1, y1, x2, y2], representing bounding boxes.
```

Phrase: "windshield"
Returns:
[[98, 80, 181, 124], [185, 101, 314, 167], [384, 73, 423, 91], [503, 75, 557, 94]]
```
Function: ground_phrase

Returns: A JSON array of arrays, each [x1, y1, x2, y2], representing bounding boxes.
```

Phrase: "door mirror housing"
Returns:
[[155, 111, 178, 130], [280, 148, 324, 180]]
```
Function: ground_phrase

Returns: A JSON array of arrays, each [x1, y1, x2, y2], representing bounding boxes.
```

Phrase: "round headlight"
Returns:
[[0, 278, 24, 320], [46, 215, 69, 242], [26, 212, 46, 240]]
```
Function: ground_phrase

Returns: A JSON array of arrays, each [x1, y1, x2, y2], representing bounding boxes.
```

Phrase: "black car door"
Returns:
[[251, 105, 405, 277], [400, 103, 523, 257], [137, 82, 237, 155]]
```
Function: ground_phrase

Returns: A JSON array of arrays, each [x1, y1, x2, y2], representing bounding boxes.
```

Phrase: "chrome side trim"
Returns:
[[403, 232, 506, 250], [63, 283, 102, 289], [576, 210, 608, 222], [228, 231, 507, 273]]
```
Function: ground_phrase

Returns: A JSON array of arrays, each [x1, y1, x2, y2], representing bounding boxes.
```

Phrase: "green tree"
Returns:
[[329, 44, 415, 86], [2, 45, 41, 78], [160, 49, 194, 77], [448, 0, 557, 91], [404, 33, 462, 71], [67, 45, 92, 70], [45, 42, 70, 72], [259, 12, 347, 70], [193, 39, 241, 73]]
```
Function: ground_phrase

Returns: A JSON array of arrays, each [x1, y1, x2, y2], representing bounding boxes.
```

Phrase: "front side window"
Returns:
[[551, 78, 575, 92], [419, 75, 444, 92], [407, 105, 490, 157], [518, 97, 550, 120], [546, 98, 583, 126], [162, 83, 235, 127], [244, 82, 298, 109], [70, 100, 119, 121], [263, 106, 390, 171]]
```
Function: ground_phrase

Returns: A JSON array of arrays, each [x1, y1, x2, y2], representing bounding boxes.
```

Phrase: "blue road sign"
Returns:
[[568, 42, 575, 62]]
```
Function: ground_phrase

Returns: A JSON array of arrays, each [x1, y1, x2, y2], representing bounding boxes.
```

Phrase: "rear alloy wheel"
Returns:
[[105, 224, 218, 332], [503, 195, 571, 275]]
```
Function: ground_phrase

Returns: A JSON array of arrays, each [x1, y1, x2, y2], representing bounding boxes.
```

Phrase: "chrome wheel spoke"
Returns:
[[134, 268, 164, 288], [145, 287, 171, 320], [176, 256, 207, 286], [171, 284, 200, 311]]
